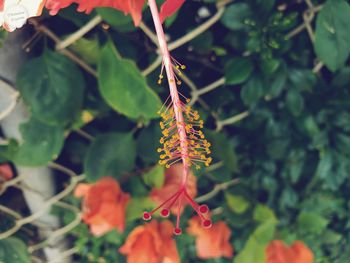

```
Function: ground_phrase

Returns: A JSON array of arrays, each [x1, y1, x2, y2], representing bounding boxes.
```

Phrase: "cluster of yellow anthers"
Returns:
[[158, 57, 186, 85], [157, 96, 212, 170]]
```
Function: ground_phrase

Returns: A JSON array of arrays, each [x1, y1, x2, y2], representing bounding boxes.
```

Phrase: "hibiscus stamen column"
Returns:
[[143, 0, 212, 235]]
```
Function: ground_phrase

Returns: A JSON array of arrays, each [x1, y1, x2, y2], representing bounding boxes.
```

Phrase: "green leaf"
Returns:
[[241, 76, 263, 106], [142, 165, 165, 188], [335, 133, 350, 155], [314, 0, 350, 71], [235, 220, 276, 263], [253, 221, 276, 244], [221, 3, 251, 30], [253, 204, 277, 224], [190, 31, 213, 52], [234, 238, 266, 263], [288, 69, 316, 91], [253, 0, 275, 17], [17, 50, 85, 126], [137, 123, 162, 164], [206, 131, 239, 173], [297, 211, 329, 234], [126, 197, 156, 221], [235, 204, 277, 263], [84, 132, 136, 182], [70, 37, 101, 65], [12, 118, 64, 166], [316, 151, 333, 179], [96, 8, 135, 32], [104, 230, 123, 245], [260, 58, 280, 76], [321, 230, 342, 244], [225, 57, 254, 85], [98, 41, 162, 120], [286, 89, 304, 117], [226, 193, 250, 214], [331, 67, 350, 87], [267, 66, 287, 98], [0, 237, 31, 263]]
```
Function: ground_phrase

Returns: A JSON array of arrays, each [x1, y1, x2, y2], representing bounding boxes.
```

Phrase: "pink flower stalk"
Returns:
[[143, 0, 213, 235]]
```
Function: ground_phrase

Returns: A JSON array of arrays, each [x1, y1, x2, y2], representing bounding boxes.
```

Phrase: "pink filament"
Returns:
[[145, 0, 212, 233]]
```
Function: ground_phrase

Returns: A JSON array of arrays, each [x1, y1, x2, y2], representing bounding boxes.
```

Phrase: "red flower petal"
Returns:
[[159, 0, 185, 23], [45, 0, 146, 26]]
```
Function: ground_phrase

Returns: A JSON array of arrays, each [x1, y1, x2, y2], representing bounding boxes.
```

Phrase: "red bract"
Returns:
[[74, 177, 130, 236], [159, 0, 185, 23]]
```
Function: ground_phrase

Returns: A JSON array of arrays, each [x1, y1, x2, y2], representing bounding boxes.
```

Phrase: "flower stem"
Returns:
[[148, 0, 190, 186]]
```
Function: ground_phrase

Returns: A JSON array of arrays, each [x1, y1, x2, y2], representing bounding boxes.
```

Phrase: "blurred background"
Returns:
[[0, 0, 349, 262]]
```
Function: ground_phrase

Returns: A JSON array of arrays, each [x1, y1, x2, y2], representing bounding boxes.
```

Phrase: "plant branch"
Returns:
[[29, 18, 98, 78], [168, 7, 225, 51], [56, 16, 103, 50], [195, 178, 240, 203], [139, 22, 159, 45], [216, 111, 250, 131]]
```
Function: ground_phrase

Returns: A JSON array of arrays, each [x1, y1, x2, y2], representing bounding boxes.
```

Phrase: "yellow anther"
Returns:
[[186, 98, 190, 103], [177, 81, 182, 85], [165, 164, 170, 168], [181, 65, 186, 70], [157, 148, 162, 153]]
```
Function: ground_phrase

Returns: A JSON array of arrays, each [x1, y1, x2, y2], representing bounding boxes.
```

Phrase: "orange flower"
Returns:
[[187, 216, 234, 259], [0, 163, 13, 181], [74, 177, 130, 236], [266, 240, 295, 263], [150, 163, 197, 215], [119, 220, 180, 263], [290, 241, 314, 263], [266, 240, 314, 263]]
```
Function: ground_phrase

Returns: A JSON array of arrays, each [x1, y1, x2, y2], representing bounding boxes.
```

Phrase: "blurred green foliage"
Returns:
[[1, 0, 350, 262]]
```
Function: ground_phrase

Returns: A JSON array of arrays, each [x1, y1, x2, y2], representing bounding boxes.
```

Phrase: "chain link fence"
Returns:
[[0, 0, 321, 261]]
